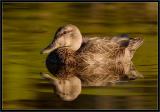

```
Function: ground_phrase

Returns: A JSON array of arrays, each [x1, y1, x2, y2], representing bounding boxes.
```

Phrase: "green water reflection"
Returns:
[[2, 3, 158, 109]]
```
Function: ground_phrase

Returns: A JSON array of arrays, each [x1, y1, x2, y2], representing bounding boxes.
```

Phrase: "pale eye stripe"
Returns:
[[63, 30, 73, 35]]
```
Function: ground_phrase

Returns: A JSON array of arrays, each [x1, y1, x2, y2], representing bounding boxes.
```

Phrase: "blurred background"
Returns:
[[2, 3, 158, 109]]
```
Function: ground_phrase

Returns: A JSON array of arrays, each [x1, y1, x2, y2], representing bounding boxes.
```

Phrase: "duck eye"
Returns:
[[63, 31, 67, 34]]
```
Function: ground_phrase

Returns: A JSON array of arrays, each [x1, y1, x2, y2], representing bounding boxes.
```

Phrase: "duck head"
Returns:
[[41, 24, 82, 54]]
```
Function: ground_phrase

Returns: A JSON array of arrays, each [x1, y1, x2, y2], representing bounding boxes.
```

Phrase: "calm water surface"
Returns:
[[2, 3, 158, 109]]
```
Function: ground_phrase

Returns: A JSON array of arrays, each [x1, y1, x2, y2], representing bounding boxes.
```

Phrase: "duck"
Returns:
[[41, 24, 144, 66], [40, 25, 144, 101]]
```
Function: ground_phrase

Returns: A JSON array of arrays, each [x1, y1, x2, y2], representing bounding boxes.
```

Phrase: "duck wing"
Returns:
[[77, 36, 126, 60], [127, 37, 144, 59], [77, 35, 143, 64]]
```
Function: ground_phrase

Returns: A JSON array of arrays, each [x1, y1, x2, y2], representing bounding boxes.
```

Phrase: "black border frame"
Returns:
[[0, 0, 159, 111]]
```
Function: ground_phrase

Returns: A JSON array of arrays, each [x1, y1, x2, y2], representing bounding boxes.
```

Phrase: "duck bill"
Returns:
[[40, 42, 57, 54]]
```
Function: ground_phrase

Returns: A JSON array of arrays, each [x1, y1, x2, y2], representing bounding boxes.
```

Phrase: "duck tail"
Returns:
[[129, 37, 144, 50], [128, 37, 144, 58]]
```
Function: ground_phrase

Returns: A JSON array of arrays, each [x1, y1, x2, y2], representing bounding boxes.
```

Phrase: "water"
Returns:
[[2, 3, 158, 109]]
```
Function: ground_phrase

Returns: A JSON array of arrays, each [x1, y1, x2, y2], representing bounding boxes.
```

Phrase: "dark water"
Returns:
[[2, 3, 158, 109]]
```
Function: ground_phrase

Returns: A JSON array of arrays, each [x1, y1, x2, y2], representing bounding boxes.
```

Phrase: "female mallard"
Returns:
[[41, 24, 143, 66], [40, 24, 144, 101]]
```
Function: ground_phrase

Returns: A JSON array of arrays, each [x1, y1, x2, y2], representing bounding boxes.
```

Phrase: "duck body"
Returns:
[[46, 35, 143, 66]]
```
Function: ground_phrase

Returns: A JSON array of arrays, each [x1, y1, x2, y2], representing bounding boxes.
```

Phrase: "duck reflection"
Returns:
[[41, 72, 81, 101], [41, 51, 143, 101]]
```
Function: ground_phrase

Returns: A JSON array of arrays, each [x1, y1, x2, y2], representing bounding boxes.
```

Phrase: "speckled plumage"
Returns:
[[42, 24, 144, 84]]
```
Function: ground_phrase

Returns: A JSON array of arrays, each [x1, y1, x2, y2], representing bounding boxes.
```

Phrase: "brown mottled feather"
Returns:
[[54, 48, 76, 66]]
